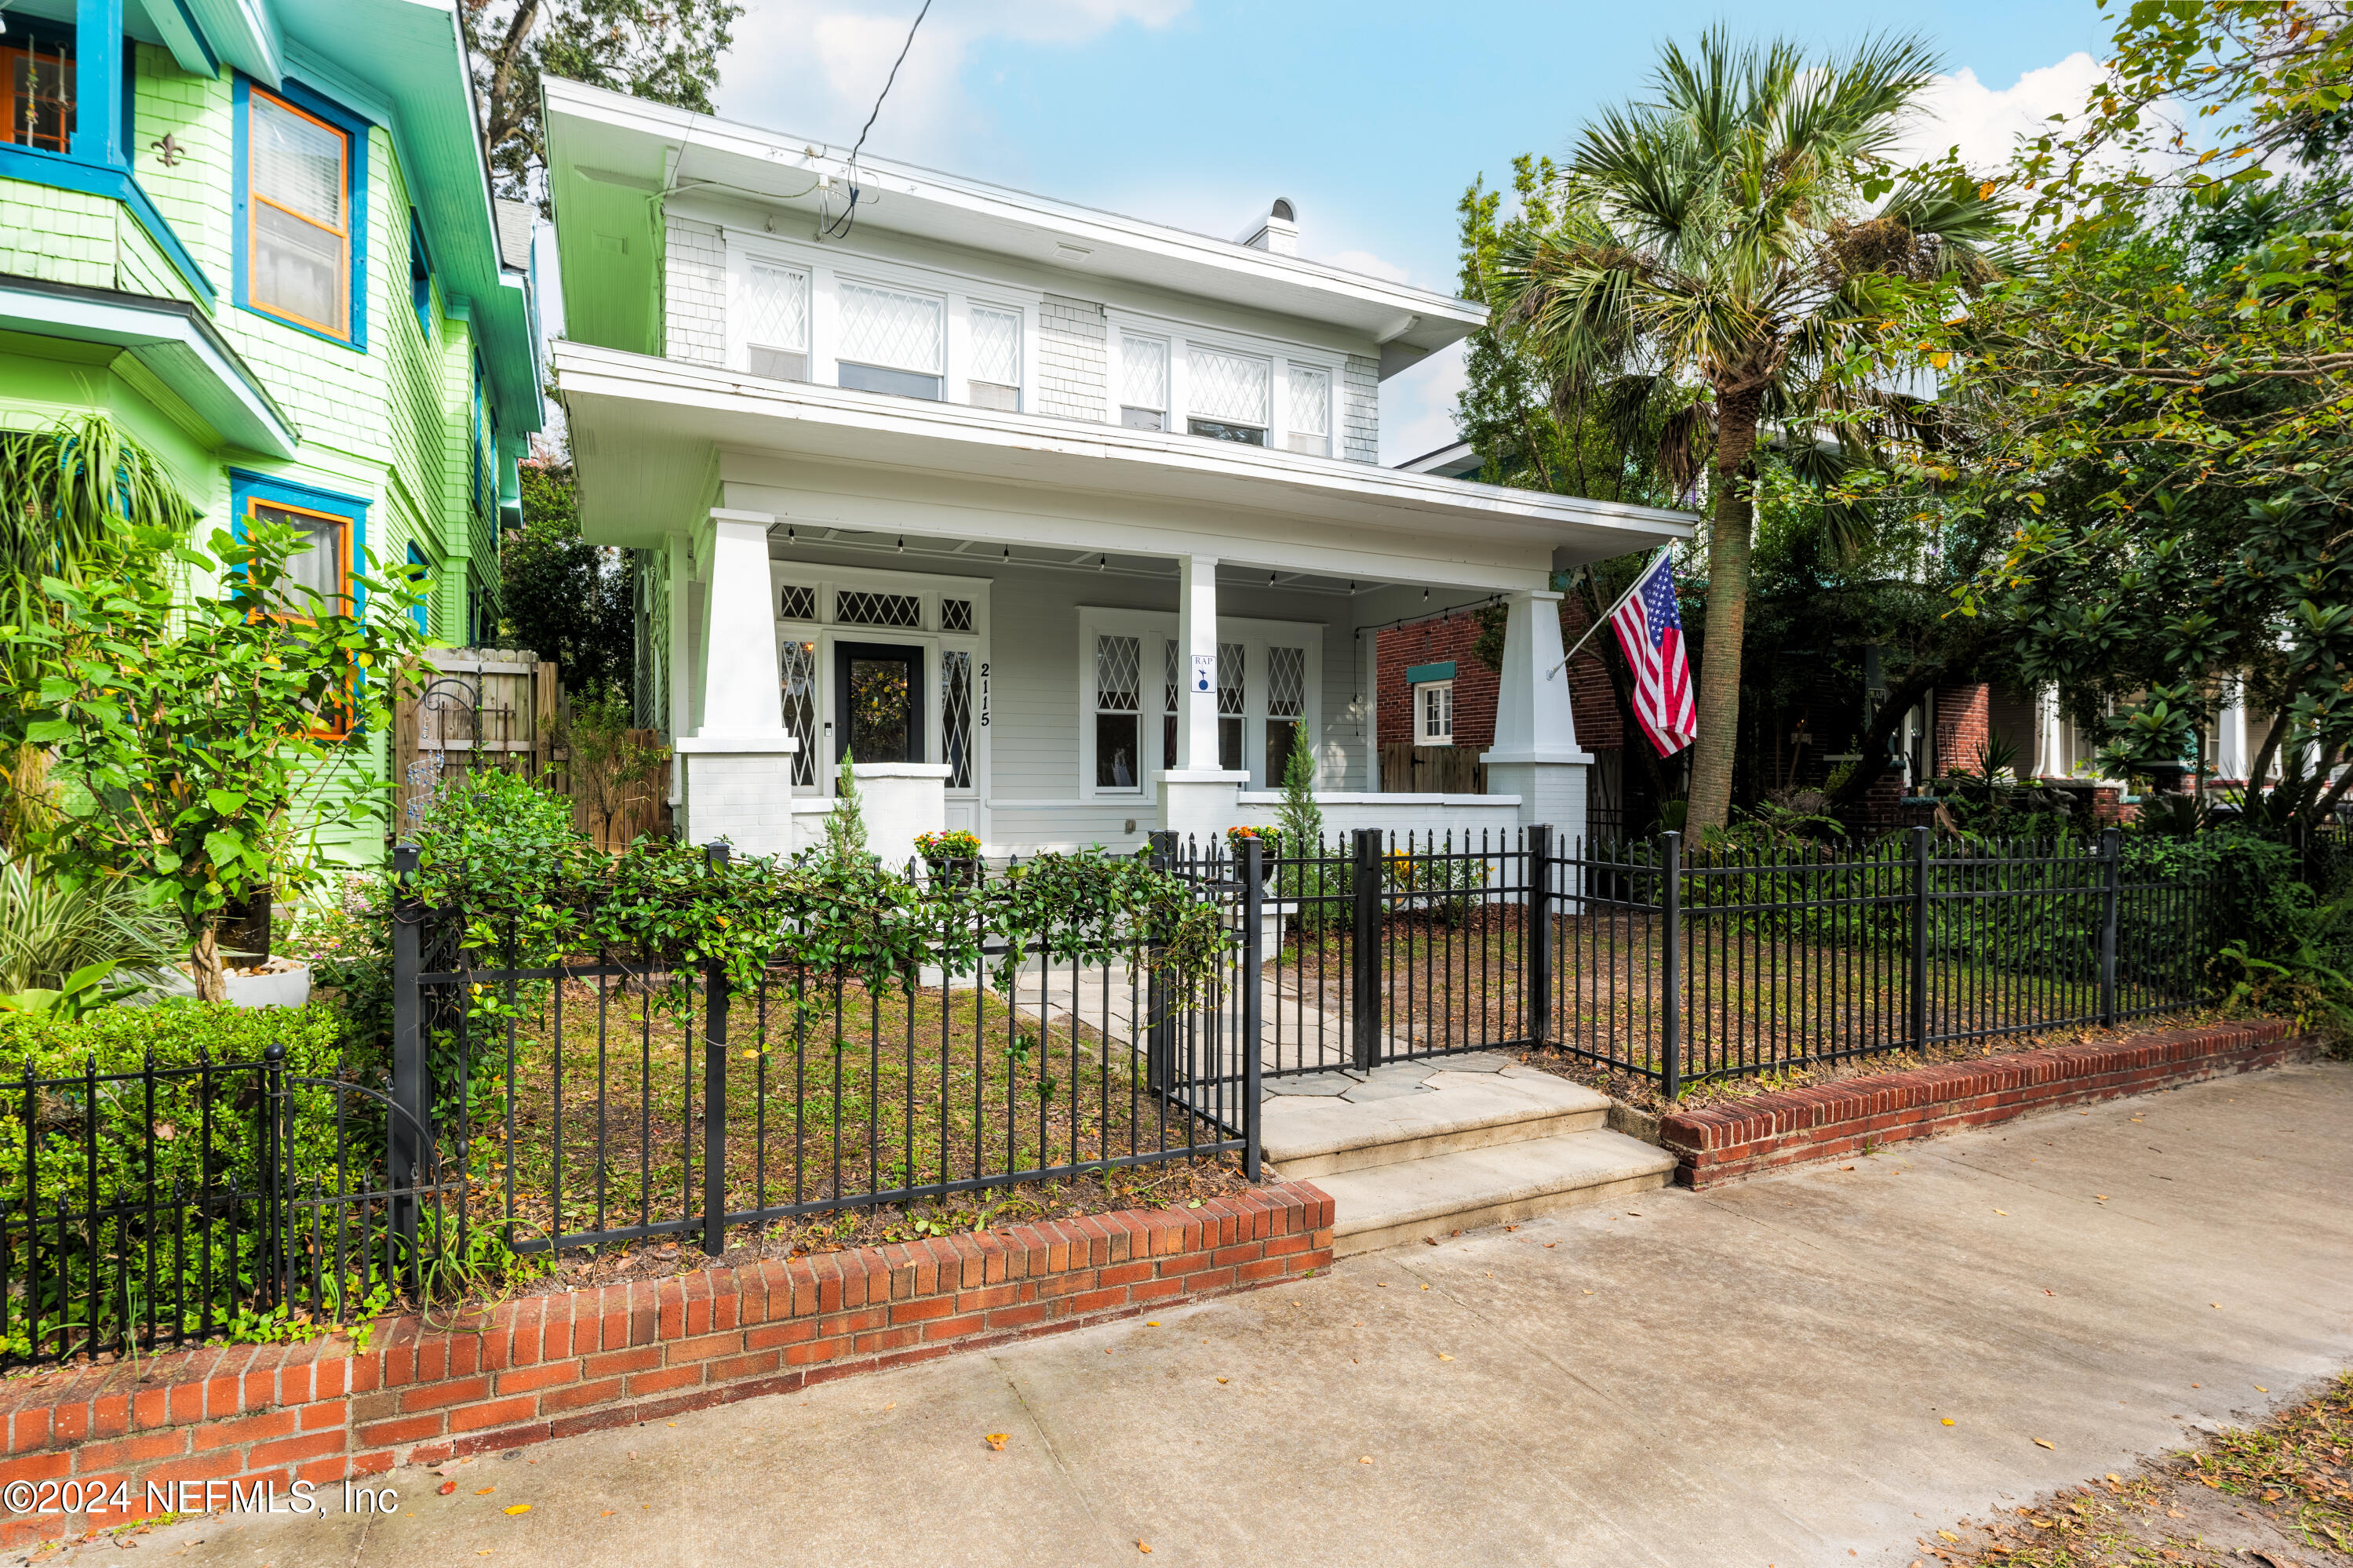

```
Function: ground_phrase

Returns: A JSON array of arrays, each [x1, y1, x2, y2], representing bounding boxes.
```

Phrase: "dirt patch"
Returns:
[[1510, 1009, 2245, 1116], [506, 1155, 1255, 1298], [1914, 1372, 2353, 1566]]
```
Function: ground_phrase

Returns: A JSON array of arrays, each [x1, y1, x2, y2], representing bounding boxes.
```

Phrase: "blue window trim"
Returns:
[[228, 468, 370, 613], [404, 543, 431, 635], [407, 208, 434, 342], [0, 12, 217, 306], [231, 74, 370, 352]]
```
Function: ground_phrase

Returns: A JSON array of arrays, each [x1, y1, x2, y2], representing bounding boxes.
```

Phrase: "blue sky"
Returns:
[[712, 0, 2118, 459]]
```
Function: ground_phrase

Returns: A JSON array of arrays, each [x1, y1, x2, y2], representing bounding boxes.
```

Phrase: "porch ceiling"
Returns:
[[555, 342, 1695, 584]]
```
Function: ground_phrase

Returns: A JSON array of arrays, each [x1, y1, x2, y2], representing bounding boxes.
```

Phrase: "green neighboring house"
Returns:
[[0, 0, 542, 861]]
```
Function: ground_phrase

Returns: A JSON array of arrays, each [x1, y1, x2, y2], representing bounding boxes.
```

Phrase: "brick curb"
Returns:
[[0, 1181, 1333, 1548], [1658, 1020, 2315, 1189]]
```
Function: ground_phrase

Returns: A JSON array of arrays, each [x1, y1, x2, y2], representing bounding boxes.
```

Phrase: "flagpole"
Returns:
[[1545, 548, 1671, 681]]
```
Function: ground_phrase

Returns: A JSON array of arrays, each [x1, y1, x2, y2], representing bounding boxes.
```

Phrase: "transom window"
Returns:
[[837, 280, 944, 400], [941, 598, 974, 634], [836, 589, 922, 628], [745, 263, 810, 382], [1415, 680, 1454, 745], [779, 584, 816, 620], [246, 88, 353, 341], [2, 35, 73, 153]]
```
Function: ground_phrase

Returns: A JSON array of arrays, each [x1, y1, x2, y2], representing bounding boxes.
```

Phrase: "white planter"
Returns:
[[221, 959, 311, 1010]]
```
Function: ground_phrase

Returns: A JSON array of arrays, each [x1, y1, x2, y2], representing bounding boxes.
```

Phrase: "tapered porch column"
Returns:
[[2216, 680, 2249, 783], [1155, 554, 1247, 844], [672, 509, 797, 857], [1480, 589, 1593, 842]]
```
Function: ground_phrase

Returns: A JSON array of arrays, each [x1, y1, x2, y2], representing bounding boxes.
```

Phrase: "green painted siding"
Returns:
[[2, 42, 537, 862]]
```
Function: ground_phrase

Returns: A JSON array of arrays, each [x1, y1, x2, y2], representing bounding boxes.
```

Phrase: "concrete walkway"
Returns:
[[43, 1061, 2353, 1568]]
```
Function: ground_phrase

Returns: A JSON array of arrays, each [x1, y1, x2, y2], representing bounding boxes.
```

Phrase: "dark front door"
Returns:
[[836, 642, 924, 765]]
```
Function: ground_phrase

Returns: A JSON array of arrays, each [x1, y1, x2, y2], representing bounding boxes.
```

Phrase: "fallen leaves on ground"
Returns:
[[982, 1433, 1011, 1452], [503, 1505, 531, 1516], [439, 1483, 457, 1496], [1921, 1371, 2353, 1565]]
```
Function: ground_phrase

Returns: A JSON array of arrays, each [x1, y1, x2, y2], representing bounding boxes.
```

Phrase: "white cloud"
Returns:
[[1899, 53, 2107, 176], [719, 2, 1191, 165], [1379, 340, 1466, 467]]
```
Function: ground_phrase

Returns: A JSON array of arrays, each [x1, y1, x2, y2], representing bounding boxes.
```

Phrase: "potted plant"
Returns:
[[915, 828, 984, 888]]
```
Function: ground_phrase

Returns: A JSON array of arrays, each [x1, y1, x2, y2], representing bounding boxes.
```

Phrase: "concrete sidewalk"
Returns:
[[39, 1060, 2353, 1568]]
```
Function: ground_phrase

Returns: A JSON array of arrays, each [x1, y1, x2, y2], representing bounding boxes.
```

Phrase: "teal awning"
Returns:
[[1404, 661, 1455, 686]]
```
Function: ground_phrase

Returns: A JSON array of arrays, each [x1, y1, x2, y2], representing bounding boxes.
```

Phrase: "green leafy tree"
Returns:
[[1488, 27, 2004, 831], [465, 0, 745, 202], [1906, 2, 2353, 822], [13, 515, 429, 999], [500, 457, 632, 697]]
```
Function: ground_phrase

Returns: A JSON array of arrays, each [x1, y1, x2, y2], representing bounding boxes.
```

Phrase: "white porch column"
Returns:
[[671, 509, 798, 859], [1480, 590, 1593, 842], [1155, 553, 1246, 843], [2033, 685, 2065, 778], [2216, 681, 2249, 782], [665, 532, 694, 750]]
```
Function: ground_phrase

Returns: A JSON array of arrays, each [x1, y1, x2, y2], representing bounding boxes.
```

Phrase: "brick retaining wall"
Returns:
[[1659, 1020, 2314, 1189], [0, 1183, 1332, 1550]]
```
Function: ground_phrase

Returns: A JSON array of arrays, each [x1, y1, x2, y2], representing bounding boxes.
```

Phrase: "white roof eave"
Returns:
[[541, 76, 1484, 362], [552, 340, 1694, 558]]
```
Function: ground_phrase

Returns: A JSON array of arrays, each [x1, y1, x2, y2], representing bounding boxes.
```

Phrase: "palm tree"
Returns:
[[1491, 27, 2002, 831]]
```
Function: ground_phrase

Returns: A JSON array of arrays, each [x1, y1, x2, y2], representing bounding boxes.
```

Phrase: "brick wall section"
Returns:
[[1659, 1020, 2314, 1189], [0, 1184, 1330, 1551], [1934, 682, 1991, 776], [1375, 600, 1621, 754]]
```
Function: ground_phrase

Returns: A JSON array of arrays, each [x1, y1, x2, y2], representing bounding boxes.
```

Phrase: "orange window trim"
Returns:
[[1, 43, 75, 155], [247, 88, 351, 342], [247, 497, 359, 737]]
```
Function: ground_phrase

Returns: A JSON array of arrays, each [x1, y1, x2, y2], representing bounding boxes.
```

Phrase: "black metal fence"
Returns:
[[3, 820, 2222, 1367]]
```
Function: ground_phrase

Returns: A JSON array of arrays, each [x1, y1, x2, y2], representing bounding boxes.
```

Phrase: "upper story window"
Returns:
[[2, 34, 73, 153], [745, 261, 810, 381], [240, 83, 365, 347], [1187, 346, 1270, 446], [836, 279, 943, 400], [408, 212, 432, 340], [1287, 366, 1331, 457], [967, 304, 1022, 412], [1119, 333, 1168, 431], [1107, 313, 1342, 457]]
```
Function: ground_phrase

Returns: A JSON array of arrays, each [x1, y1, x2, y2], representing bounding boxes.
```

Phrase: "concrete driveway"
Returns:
[[37, 1060, 2353, 1568]]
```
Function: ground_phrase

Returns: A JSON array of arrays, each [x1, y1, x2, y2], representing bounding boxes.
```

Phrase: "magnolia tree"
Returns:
[[20, 511, 428, 999]]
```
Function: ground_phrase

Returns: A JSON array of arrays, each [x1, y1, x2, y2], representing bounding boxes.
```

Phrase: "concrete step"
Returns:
[[1313, 1130, 1678, 1258], [1262, 1061, 1611, 1179]]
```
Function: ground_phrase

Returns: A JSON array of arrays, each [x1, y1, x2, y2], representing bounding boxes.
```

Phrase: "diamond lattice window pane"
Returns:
[[941, 598, 974, 633], [836, 590, 921, 628], [1096, 635, 1141, 712], [746, 264, 809, 352], [1218, 642, 1245, 715], [839, 282, 943, 373], [1268, 646, 1306, 718], [1164, 638, 1178, 713], [1188, 347, 1269, 427], [970, 306, 1021, 387], [942, 650, 973, 789], [779, 584, 816, 621], [1120, 334, 1168, 411], [781, 640, 819, 787], [1288, 366, 1330, 438]]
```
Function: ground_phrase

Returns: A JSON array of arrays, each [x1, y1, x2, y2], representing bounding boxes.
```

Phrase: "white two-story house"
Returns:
[[541, 78, 1693, 863]]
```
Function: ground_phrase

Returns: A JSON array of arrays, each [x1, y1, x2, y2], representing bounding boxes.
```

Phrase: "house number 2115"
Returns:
[[978, 663, 990, 726]]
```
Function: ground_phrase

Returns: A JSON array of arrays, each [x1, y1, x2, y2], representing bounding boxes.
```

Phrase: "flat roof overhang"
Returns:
[[555, 342, 1694, 589]]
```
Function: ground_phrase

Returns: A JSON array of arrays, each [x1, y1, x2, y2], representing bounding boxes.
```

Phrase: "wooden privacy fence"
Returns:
[[391, 649, 671, 851], [1379, 740, 1487, 795]]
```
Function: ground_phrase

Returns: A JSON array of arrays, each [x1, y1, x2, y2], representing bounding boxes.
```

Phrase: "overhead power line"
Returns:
[[823, 0, 934, 239]]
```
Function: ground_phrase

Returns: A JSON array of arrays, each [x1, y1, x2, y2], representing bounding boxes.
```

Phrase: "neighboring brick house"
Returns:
[[1, 0, 545, 861]]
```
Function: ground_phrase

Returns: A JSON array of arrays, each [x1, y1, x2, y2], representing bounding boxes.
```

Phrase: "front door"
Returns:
[[836, 642, 924, 765]]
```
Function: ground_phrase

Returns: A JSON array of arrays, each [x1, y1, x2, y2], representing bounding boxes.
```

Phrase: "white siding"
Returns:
[[1342, 354, 1378, 464], [1037, 293, 1108, 421], [665, 216, 727, 366]]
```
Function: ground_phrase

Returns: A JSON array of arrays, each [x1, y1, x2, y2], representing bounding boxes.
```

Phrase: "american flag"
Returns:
[[1609, 553, 1697, 757]]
